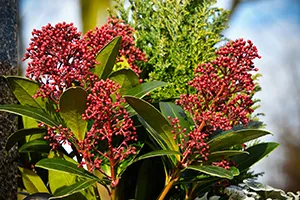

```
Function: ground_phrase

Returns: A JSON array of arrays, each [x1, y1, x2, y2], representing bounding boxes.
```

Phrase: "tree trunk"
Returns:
[[0, 0, 18, 199]]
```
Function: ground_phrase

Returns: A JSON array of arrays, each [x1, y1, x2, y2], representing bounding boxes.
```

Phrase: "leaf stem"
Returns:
[[157, 170, 180, 200]]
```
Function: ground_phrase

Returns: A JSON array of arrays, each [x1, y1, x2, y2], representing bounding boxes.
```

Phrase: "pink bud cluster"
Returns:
[[79, 79, 137, 176], [170, 117, 210, 163], [23, 20, 146, 103], [41, 123, 74, 150], [178, 39, 260, 132], [172, 39, 260, 166], [23, 22, 97, 103], [83, 17, 147, 75], [212, 159, 231, 170]]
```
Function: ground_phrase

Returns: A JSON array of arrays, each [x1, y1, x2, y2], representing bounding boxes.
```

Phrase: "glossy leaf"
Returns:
[[19, 139, 50, 153], [4, 76, 63, 125], [5, 128, 47, 151], [4, 76, 44, 108], [186, 165, 234, 180], [208, 129, 271, 152], [133, 150, 181, 164], [91, 36, 122, 79], [22, 117, 39, 128], [109, 68, 140, 94], [207, 150, 249, 161], [18, 167, 49, 194], [232, 142, 279, 172], [59, 87, 88, 141], [135, 159, 165, 200], [0, 104, 59, 127], [48, 151, 95, 200], [124, 81, 167, 99], [36, 158, 103, 183], [124, 96, 178, 152], [159, 102, 191, 132], [229, 166, 240, 176], [51, 180, 96, 199]]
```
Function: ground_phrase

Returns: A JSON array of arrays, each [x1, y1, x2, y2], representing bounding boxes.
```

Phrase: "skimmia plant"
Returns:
[[1, 2, 280, 200]]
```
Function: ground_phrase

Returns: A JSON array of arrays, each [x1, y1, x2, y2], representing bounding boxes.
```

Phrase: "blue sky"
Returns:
[[20, 0, 300, 188]]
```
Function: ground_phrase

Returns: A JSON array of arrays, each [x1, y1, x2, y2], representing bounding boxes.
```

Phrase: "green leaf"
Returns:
[[18, 167, 49, 194], [124, 96, 178, 152], [0, 104, 60, 127], [22, 117, 39, 128], [133, 150, 181, 164], [207, 150, 249, 161], [48, 151, 96, 200], [109, 68, 140, 94], [4, 76, 64, 125], [135, 117, 178, 173], [5, 128, 47, 151], [36, 158, 103, 183], [19, 139, 50, 153], [232, 142, 279, 172], [124, 81, 168, 99], [134, 159, 165, 200], [114, 55, 131, 70], [4, 76, 44, 109], [59, 87, 88, 141], [159, 102, 191, 132], [91, 36, 122, 79], [186, 165, 234, 180], [208, 129, 271, 152], [51, 180, 96, 199], [229, 166, 240, 176]]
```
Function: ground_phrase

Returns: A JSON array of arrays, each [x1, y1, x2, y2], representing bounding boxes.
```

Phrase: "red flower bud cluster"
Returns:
[[42, 124, 74, 150], [178, 39, 261, 132], [23, 22, 97, 103], [83, 17, 147, 75], [172, 39, 260, 165], [79, 79, 137, 175], [23, 20, 146, 103], [212, 159, 231, 170], [170, 117, 210, 163]]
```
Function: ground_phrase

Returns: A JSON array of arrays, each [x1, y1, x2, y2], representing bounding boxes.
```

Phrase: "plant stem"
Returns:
[[111, 187, 117, 200], [157, 170, 180, 200]]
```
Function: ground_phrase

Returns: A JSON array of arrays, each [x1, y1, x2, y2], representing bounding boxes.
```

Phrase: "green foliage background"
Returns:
[[110, 0, 229, 100]]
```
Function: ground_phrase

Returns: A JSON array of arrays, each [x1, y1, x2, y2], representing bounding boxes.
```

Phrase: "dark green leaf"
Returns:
[[91, 36, 122, 79], [208, 129, 271, 152], [19, 139, 50, 153], [186, 165, 234, 180], [133, 150, 181, 163], [18, 167, 49, 194], [51, 180, 96, 199], [159, 102, 191, 132], [0, 104, 60, 127], [124, 96, 178, 152], [134, 159, 165, 200], [137, 116, 169, 150], [232, 142, 279, 172], [207, 150, 249, 161], [5, 128, 47, 151], [59, 87, 88, 141], [109, 68, 140, 94], [36, 158, 103, 183], [124, 81, 167, 99]]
